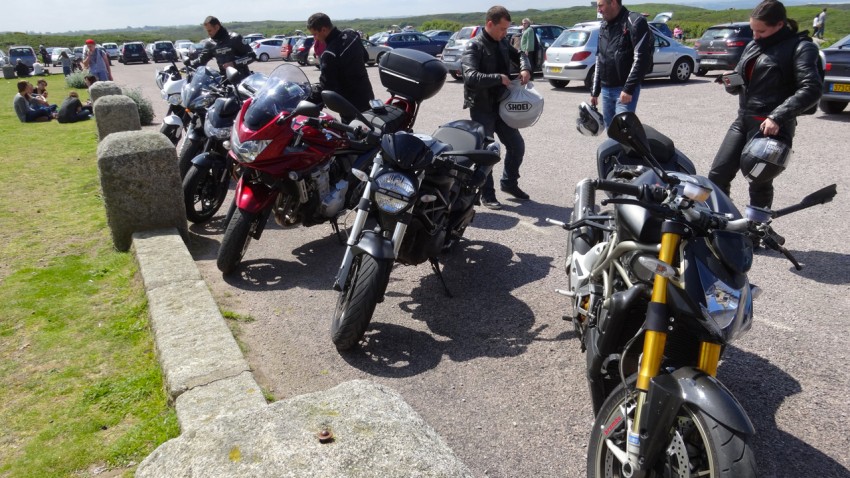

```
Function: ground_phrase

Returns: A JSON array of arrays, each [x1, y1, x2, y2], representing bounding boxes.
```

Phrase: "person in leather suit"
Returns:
[[190, 16, 255, 77], [709, 0, 822, 209], [307, 12, 374, 122], [462, 5, 532, 209]]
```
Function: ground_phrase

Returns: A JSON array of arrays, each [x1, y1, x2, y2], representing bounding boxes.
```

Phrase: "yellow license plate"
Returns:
[[831, 83, 850, 93], [549, 67, 562, 73]]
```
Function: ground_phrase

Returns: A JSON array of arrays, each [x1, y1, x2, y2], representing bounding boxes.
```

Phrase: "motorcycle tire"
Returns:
[[587, 377, 757, 478], [330, 254, 391, 351], [159, 122, 182, 146], [216, 207, 258, 275], [177, 137, 205, 179], [182, 163, 230, 224]]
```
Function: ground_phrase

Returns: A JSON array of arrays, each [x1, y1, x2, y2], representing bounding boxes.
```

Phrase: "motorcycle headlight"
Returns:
[[374, 171, 416, 214], [697, 260, 753, 342], [204, 120, 232, 140], [167, 93, 182, 106], [230, 129, 270, 163]]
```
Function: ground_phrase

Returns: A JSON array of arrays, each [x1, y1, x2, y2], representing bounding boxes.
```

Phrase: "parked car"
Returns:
[[819, 32, 850, 114], [50, 47, 72, 66], [292, 36, 314, 65], [149, 40, 177, 62], [542, 23, 698, 89], [174, 40, 194, 61], [307, 43, 319, 66], [694, 22, 753, 76], [377, 32, 444, 56], [362, 38, 392, 66], [369, 32, 390, 44], [441, 25, 484, 80], [424, 30, 454, 42], [73, 46, 85, 61], [280, 36, 304, 61], [243, 33, 265, 44], [648, 11, 674, 39], [251, 38, 285, 62], [102, 42, 120, 60], [0, 50, 7, 67], [119, 42, 149, 64], [8, 46, 37, 70]]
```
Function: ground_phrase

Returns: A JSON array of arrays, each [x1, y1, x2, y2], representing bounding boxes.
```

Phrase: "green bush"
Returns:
[[65, 70, 91, 89], [124, 87, 155, 126]]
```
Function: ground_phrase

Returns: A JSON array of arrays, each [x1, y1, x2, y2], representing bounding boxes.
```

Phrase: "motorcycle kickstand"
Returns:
[[330, 217, 346, 245], [429, 257, 453, 298]]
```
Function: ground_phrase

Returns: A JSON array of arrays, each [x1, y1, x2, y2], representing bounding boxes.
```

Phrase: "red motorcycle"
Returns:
[[217, 49, 444, 274]]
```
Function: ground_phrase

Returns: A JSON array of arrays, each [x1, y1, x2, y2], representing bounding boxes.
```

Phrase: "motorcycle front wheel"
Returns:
[[177, 137, 204, 179], [330, 254, 391, 351], [587, 378, 756, 478], [159, 122, 182, 146], [182, 163, 230, 223], [216, 207, 260, 275]]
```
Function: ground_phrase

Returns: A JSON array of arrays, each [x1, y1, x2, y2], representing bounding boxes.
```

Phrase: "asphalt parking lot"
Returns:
[[115, 58, 850, 477]]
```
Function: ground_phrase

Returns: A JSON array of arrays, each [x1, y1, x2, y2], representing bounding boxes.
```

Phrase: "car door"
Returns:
[[413, 34, 438, 56], [650, 33, 674, 77]]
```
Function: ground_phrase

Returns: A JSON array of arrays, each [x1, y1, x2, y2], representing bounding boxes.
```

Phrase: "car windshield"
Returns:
[[125, 44, 142, 52], [156, 43, 172, 50], [243, 64, 311, 130], [701, 28, 741, 40], [457, 27, 477, 40], [181, 66, 222, 110], [553, 29, 592, 48], [10, 48, 33, 56]]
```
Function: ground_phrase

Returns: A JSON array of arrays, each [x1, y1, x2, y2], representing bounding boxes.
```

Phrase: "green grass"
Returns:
[[0, 76, 178, 478]]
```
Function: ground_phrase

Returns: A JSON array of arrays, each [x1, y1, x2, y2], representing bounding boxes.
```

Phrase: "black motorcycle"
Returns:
[[547, 112, 836, 478], [182, 68, 266, 224], [329, 116, 501, 351]]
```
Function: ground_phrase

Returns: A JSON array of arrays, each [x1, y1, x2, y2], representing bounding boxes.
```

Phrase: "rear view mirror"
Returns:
[[608, 112, 652, 159], [321, 91, 373, 128]]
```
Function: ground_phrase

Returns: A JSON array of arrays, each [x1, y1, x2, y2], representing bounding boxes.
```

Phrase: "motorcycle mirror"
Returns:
[[321, 91, 374, 130], [225, 66, 243, 86], [771, 183, 837, 218], [292, 100, 322, 118], [608, 112, 676, 184]]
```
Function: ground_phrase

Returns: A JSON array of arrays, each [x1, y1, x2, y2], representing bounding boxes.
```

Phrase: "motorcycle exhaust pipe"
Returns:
[[574, 178, 596, 221]]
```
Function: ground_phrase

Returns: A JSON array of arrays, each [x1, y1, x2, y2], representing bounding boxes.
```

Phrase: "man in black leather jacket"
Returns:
[[307, 12, 374, 122], [709, 0, 822, 209], [462, 5, 532, 209], [590, 0, 654, 129], [191, 16, 255, 77]]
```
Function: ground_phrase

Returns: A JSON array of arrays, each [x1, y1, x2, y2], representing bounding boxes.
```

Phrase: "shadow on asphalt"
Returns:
[[340, 240, 564, 376], [719, 346, 849, 477], [785, 249, 850, 285]]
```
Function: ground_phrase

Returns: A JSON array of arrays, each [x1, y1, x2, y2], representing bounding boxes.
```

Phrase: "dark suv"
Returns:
[[119, 42, 149, 64], [292, 37, 314, 66], [694, 22, 753, 75]]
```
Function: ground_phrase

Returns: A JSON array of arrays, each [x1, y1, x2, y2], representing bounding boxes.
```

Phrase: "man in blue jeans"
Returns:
[[462, 5, 532, 209], [590, 0, 654, 129]]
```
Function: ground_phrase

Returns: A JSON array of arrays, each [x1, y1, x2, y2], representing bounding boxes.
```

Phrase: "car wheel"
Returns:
[[670, 58, 692, 83], [549, 79, 569, 88], [819, 99, 848, 114], [259, 53, 269, 62], [376, 52, 386, 65], [695, 67, 708, 76], [584, 66, 595, 90]]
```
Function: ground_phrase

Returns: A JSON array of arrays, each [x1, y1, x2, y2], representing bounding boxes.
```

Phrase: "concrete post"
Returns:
[[93, 95, 141, 141], [89, 80, 122, 103], [97, 131, 188, 251]]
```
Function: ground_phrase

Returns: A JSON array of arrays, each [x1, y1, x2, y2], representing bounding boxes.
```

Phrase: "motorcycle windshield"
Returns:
[[181, 66, 221, 110], [243, 64, 312, 131]]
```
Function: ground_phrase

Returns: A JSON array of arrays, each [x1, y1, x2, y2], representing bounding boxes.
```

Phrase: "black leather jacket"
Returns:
[[195, 26, 255, 76], [726, 28, 822, 124], [591, 7, 654, 97], [462, 31, 530, 113], [318, 28, 374, 113]]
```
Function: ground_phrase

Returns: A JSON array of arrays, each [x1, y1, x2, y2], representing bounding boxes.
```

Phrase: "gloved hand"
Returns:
[[183, 58, 194, 68]]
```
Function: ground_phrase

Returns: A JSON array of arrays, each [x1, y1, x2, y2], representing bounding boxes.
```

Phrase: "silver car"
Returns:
[[440, 26, 483, 80], [362, 39, 392, 66], [543, 23, 698, 89], [819, 33, 850, 114]]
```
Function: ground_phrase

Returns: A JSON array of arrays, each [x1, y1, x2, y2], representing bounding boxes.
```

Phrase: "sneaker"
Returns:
[[480, 195, 502, 210], [500, 183, 530, 200]]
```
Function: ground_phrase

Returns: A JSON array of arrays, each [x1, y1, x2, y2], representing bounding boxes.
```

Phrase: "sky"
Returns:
[[3, 0, 846, 33]]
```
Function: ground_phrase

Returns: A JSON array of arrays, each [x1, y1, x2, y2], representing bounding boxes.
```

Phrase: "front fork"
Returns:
[[622, 221, 722, 477], [334, 159, 381, 291]]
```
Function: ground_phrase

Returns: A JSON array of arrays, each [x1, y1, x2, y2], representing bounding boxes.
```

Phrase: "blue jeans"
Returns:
[[25, 108, 52, 122], [600, 85, 641, 129], [469, 109, 525, 197]]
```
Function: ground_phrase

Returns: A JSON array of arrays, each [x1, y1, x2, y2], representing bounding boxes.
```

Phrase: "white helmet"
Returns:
[[576, 102, 604, 137]]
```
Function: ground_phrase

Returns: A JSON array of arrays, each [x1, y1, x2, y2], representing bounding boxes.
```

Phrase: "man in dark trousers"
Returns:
[[307, 12, 374, 122], [191, 16, 255, 76], [462, 5, 532, 209], [589, 0, 654, 129]]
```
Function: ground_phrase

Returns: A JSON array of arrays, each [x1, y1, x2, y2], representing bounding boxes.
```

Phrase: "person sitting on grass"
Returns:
[[57, 91, 92, 123], [13, 80, 55, 122], [14, 59, 30, 78]]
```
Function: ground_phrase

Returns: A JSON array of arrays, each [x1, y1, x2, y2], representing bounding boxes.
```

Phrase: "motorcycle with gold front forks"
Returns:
[[548, 113, 836, 478]]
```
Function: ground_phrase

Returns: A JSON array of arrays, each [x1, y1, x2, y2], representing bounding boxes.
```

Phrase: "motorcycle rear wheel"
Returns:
[[331, 254, 391, 351], [183, 164, 230, 224], [587, 378, 756, 478], [216, 207, 258, 275]]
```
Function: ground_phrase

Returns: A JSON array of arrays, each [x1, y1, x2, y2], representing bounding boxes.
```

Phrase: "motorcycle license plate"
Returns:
[[830, 83, 850, 93], [701, 58, 718, 65], [549, 67, 562, 73]]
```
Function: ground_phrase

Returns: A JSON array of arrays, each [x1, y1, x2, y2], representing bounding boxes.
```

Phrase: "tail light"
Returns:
[[571, 51, 592, 62], [825, 62, 832, 72], [727, 40, 747, 47], [252, 42, 260, 49]]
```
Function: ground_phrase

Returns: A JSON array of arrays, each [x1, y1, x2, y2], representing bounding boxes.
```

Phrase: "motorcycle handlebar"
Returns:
[[593, 179, 644, 198]]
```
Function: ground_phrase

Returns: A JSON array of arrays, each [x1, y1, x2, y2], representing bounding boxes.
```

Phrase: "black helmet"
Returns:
[[740, 133, 792, 183], [576, 102, 604, 137]]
